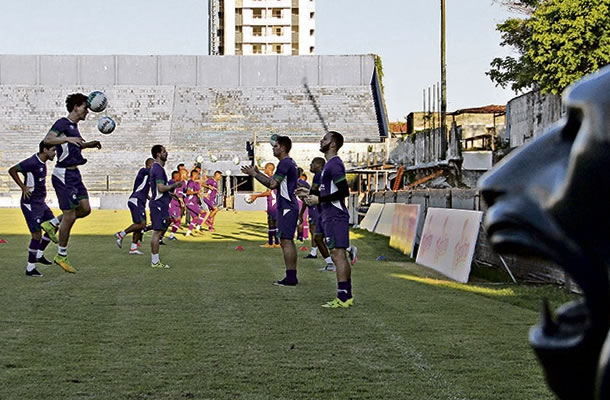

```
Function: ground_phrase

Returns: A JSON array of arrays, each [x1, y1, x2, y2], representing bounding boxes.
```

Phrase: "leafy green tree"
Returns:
[[528, 0, 610, 94], [488, 0, 610, 94]]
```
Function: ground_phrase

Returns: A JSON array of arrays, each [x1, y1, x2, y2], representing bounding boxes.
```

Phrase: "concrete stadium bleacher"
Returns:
[[0, 55, 387, 194]]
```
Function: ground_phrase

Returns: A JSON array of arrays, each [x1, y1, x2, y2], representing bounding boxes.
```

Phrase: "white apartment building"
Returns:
[[209, 0, 316, 55]]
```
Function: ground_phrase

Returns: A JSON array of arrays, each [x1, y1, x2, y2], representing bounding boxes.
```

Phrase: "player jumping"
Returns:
[[43, 93, 102, 273]]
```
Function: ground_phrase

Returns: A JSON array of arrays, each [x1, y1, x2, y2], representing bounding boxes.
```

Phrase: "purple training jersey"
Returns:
[[16, 154, 47, 203], [266, 189, 277, 214], [50, 117, 87, 168], [273, 157, 299, 212], [319, 156, 349, 222], [308, 171, 322, 222], [185, 179, 201, 206], [130, 167, 151, 202], [149, 163, 170, 207], [206, 178, 218, 205]]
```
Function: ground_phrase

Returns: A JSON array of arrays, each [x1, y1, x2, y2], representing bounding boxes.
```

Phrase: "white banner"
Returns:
[[374, 203, 397, 237], [360, 203, 384, 232], [389, 204, 421, 258], [415, 208, 482, 283]]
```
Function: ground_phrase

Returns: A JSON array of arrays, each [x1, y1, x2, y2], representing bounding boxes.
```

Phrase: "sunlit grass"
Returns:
[[0, 208, 577, 399], [392, 273, 517, 296]]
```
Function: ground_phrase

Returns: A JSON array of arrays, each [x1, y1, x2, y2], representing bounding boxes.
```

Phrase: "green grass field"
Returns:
[[0, 208, 577, 399]]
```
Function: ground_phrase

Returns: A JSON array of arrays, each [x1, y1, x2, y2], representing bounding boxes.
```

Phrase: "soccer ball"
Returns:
[[225, 169, 232, 176], [210, 155, 218, 163], [270, 134, 279, 146], [87, 91, 108, 112], [97, 116, 116, 134], [232, 156, 240, 165], [244, 195, 254, 204], [196, 155, 204, 163]]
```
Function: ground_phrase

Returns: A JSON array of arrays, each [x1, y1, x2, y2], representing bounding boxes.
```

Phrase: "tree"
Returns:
[[488, 0, 610, 94], [528, 0, 610, 94]]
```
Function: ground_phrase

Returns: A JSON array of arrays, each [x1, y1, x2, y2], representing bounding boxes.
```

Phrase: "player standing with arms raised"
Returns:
[[242, 136, 300, 286], [43, 93, 102, 273], [247, 162, 280, 248], [115, 158, 154, 254], [301, 131, 357, 307], [149, 145, 183, 268]]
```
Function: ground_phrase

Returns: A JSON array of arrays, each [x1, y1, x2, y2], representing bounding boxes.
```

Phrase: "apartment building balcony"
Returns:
[[243, 31, 291, 43], [243, 0, 292, 8], [243, 14, 291, 26]]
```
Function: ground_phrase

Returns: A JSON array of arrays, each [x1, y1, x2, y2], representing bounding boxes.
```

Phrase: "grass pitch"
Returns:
[[0, 208, 576, 399]]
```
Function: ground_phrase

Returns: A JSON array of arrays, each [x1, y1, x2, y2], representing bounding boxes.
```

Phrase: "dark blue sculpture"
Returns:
[[479, 65, 610, 400]]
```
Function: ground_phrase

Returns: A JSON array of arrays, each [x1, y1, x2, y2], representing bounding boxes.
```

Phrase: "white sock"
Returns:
[[346, 246, 352, 253], [50, 217, 60, 227], [169, 232, 175, 239], [151, 253, 160, 264], [310, 247, 318, 256], [130, 243, 138, 250], [119, 230, 126, 238], [36, 250, 44, 258], [325, 256, 333, 265], [26, 263, 36, 272], [58, 246, 67, 256]]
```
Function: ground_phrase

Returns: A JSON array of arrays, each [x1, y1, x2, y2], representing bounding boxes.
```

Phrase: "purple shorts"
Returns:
[[128, 197, 147, 224], [185, 201, 201, 218], [52, 167, 89, 210], [311, 213, 324, 236], [277, 208, 298, 240], [321, 217, 349, 249], [169, 202, 182, 220], [203, 197, 216, 210], [149, 201, 170, 231], [21, 200, 54, 233]]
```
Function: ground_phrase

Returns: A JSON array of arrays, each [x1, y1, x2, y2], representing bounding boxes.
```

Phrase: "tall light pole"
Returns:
[[440, 0, 448, 159]]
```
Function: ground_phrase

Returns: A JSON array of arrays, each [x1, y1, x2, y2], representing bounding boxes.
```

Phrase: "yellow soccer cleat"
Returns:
[[260, 243, 275, 248], [54, 254, 76, 273], [321, 298, 354, 308], [41, 221, 58, 244], [151, 262, 171, 269]]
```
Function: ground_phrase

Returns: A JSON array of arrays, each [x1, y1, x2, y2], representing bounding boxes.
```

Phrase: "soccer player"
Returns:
[[167, 170, 185, 241], [302, 157, 336, 271], [202, 171, 222, 231], [184, 169, 207, 236], [247, 162, 279, 248], [149, 145, 184, 268], [43, 93, 102, 273], [242, 135, 299, 286], [296, 169, 310, 243], [115, 158, 154, 255], [301, 131, 358, 307], [8, 141, 61, 277]]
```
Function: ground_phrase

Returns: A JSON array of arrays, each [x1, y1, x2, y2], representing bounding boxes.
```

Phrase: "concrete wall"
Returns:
[[506, 90, 563, 148], [0, 55, 386, 194], [388, 123, 461, 168], [0, 54, 376, 87]]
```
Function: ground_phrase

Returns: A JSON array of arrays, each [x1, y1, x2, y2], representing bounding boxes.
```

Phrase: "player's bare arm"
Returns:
[[158, 180, 183, 194], [43, 131, 84, 147], [242, 165, 278, 189], [80, 140, 102, 150], [8, 165, 31, 199]]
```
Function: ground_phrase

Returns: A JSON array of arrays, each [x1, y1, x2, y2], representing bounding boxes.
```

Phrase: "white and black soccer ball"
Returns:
[[87, 91, 108, 112], [97, 116, 116, 134], [232, 156, 240, 165], [270, 134, 279, 146], [196, 155, 204, 164], [210, 155, 218, 163]]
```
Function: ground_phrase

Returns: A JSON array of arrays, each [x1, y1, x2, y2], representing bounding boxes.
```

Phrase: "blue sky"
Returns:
[[0, 0, 520, 120]]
